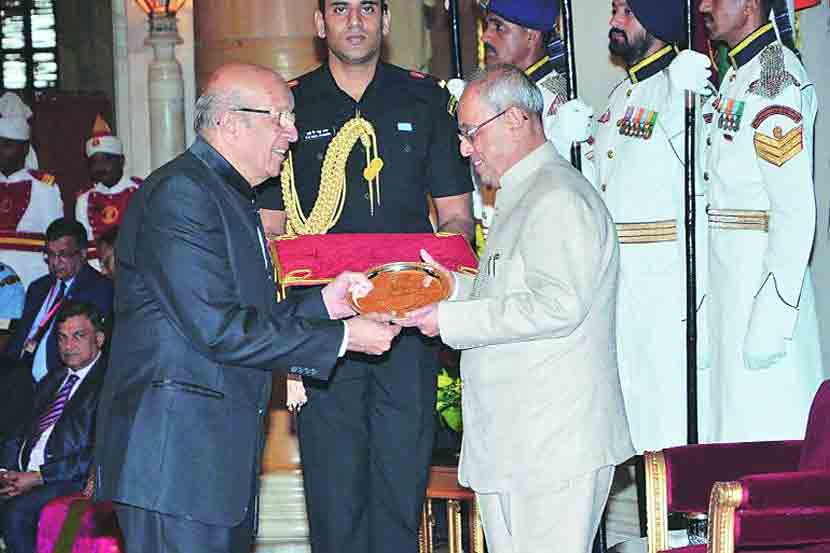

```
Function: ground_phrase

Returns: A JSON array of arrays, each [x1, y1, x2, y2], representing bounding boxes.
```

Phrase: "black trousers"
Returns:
[[0, 480, 81, 553], [298, 332, 438, 553], [114, 501, 255, 553]]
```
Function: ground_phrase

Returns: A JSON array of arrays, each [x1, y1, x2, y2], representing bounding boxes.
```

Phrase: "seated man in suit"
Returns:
[[0, 301, 108, 553], [4, 218, 113, 380], [1, 218, 112, 439]]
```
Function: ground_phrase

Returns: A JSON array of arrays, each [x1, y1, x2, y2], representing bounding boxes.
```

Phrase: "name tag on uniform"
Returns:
[[397, 122, 414, 132], [303, 128, 333, 141]]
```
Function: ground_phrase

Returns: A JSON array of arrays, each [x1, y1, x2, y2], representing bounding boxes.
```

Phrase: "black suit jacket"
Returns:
[[4, 263, 114, 371], [0, 355, 106, 483], [94, 138, 344, 528]]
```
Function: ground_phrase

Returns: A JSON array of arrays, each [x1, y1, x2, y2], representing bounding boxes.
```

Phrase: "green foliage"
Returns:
[[436, 369, 462, 432]]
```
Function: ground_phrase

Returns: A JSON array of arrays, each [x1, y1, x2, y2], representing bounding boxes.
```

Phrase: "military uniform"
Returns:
[[594, 45, 712, 452], [259, 62, 470, 553], [75, 175, 142, 240], [0, 261, 23, 320], [527, 55, 596, 181], [0, 168, 63, 286], [703, 22, 824, 442]]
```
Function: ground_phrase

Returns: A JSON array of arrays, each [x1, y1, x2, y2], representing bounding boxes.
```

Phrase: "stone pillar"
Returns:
[[193, 0, 320, 89], [145, 14, 186, 169]]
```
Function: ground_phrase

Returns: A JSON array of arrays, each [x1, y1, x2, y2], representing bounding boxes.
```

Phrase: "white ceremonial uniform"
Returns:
[[74, 174, 140, 239], [703, 23, 825, 442], [593, 45, 712, 452], [528, 56, 596, 183], [0, 168, 63, 286]]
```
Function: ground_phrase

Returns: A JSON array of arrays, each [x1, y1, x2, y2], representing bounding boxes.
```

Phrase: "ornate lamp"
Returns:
[[135, 0, 187, 169]]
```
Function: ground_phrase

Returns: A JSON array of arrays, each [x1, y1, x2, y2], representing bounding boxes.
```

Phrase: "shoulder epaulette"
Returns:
[[1, 274, 21, 287], [538, 72, 568, 101], [30, 170, 55, 185], [748, 44, 800, 100]]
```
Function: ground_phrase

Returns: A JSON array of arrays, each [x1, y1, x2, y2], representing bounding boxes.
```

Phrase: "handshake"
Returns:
[[321, 251, 449, 355]]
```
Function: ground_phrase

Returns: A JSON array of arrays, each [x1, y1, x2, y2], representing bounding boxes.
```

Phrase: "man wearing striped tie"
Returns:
[[0, 301, 107, 553]]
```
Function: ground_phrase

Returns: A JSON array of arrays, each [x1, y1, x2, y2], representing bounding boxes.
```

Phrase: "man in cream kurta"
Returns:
[[595, 0, 714, 452], [403, 65, 633, 553], [698, 0, 825, 442]]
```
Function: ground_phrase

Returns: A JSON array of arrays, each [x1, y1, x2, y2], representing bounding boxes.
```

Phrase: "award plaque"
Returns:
[[349, 262, 452, 318]]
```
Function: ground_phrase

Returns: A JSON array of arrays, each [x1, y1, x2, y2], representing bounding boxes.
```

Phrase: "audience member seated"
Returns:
[[0, 261, 24, 322], [94, 226, 118, 280], [0, 301, 108, 553], [0, 92, 64, 287], [0, 219, 112, 437], [75, 116, 140, 242]]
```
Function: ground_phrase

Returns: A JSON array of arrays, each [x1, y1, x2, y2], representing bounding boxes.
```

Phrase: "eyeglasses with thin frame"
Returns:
[[231, 107, 296, 128], [43, 249, 81, 263], [457, 109, 509, 142]]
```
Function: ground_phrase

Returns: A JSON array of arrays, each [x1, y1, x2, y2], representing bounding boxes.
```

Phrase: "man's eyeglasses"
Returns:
[[43, 249, 81, 262], [457, 109, 509, 142], [231, 107, 296, 128]]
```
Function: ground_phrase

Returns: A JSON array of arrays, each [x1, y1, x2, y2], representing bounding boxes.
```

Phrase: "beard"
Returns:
[[608, 27, 656, 66]]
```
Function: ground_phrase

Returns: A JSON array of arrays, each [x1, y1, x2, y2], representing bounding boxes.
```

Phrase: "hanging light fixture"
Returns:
[[134, 0, 188, 18]]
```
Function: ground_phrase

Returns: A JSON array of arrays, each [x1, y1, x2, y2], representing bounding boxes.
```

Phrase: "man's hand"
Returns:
[[345, 314, 402, 355], [0, 470, 43, 497], [322, 271, 374, 320], [420, 249, 454, 297], [668, 50, 713, 95], [398, 303, 441, 337]]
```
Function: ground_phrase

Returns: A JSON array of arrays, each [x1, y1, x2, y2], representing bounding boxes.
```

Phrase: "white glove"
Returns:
[[548, 99, 594, 145], [742, 282, 789, 370], [446, 78, 466, 101], [668, 50, 712, 95]]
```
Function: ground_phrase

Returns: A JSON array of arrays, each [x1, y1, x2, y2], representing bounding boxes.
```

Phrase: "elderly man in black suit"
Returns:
[[1, 218, 112, 440], [93, 62, 401, 553], [1, 301, 108, 553]]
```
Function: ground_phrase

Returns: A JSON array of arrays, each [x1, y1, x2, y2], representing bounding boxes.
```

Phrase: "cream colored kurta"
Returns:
[[593, 46, 712, 452], [702, 24, 825, 442], [439, 142, 634, 494], [0, 168, 63, 286]]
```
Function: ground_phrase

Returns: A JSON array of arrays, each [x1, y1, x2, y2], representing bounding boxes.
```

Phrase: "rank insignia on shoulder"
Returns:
[[30, 170, 55, 185], [409, 70, 428, 79], [616, 106, 658, 139], [754, 125, 803, 167], [447, 95, 458, 116], [748, 45, 799, 100], [717, 98, 745, 132]]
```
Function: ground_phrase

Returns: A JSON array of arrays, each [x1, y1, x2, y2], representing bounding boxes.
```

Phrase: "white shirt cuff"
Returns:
[[338, 321, 349, 357]]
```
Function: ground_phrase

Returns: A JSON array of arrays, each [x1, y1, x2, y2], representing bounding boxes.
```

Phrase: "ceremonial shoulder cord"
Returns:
[[281, 114, 383, 235]]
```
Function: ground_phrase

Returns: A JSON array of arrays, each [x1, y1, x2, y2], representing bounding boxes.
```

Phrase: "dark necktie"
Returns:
[[34, 373, 79, 439]]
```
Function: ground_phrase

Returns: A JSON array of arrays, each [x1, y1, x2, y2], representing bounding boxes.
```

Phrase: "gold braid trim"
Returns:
[[280, 115, 383, 235]]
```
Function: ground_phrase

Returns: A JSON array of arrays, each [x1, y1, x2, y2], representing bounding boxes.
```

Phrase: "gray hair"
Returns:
[[466, 64, 544, 116], [193, 90, 243, 133]]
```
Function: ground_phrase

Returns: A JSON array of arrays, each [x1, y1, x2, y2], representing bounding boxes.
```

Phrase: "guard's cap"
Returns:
[[0, 92, 32, 141], [86, 115, 123, 158], [479, 0, 560, 32], [627, 0, 685, 44]]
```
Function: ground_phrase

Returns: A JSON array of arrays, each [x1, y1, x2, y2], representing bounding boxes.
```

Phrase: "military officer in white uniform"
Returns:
[[478, 0, 594, 181], [0, 92, 64, 287], [698, 0, 825, 442], [75, 116, 141, 242], [594, 0, 714, 452]]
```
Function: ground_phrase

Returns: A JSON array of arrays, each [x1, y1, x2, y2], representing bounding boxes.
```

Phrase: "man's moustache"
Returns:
[[609, 28, 627, 41], [484, 43, 497, 56]]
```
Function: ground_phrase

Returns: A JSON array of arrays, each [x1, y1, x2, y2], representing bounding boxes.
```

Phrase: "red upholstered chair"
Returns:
[[644, 380, 830, 553], [36, 475, 123, 553]]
